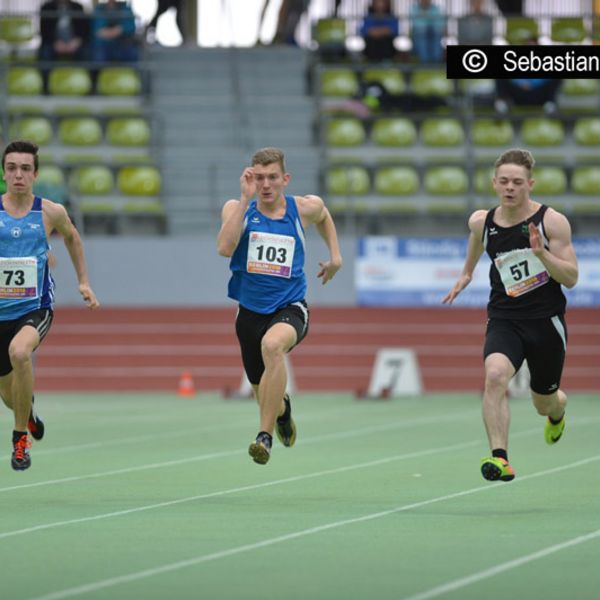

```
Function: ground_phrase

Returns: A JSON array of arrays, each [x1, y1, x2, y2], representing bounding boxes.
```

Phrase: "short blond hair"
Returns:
[[495, 148, 535, 177], [251, 147, 286, 172]]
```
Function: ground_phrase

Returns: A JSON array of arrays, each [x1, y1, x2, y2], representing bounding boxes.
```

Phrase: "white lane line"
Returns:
[[401, 528, 600, 600], [0, 439, 481, 541], [0, 411, 478, 493], [29, 454, 600, 600]]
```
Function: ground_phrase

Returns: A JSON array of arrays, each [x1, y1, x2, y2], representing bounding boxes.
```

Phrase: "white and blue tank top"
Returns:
[[228, 195, 307, 314], [0, 196, 54, 320]]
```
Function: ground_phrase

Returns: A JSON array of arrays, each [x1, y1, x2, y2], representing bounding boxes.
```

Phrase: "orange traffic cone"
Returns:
[[178, 371, 196, 397]]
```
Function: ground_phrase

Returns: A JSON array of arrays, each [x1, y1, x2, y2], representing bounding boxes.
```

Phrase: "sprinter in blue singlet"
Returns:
[[1, 140, 99, 471], [218, 147, 342, 465]]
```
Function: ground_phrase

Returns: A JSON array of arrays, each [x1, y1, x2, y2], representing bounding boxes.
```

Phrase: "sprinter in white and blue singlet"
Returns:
[[1, 140, 99, 471], [444, 148, 578, 483], [218, 147, 342, 465]]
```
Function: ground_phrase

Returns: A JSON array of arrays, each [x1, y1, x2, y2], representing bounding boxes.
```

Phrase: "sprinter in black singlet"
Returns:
[[443, 149, 578, 482]]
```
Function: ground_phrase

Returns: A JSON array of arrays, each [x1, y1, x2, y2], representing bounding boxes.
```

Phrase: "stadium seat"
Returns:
[[421, 118, 465, 146], [48, 67, 93, 96], [505, 17, 539, 45], [33, 166, 68, 204], [533, 166, 567, 195], [561, 79, 599, 97], [7, 67, 43, 95], [424, 166, 468, 195], [9, 117, 53, 145], [97, 67, 142, 96], [312, 18, 346, 53], [574, 117, 600, 145], [319, 69, 359, 97], [374, 166, 419, 195], [410, 69, 453, 97], [371, 118, 416, 146], [325, 118, 366, 146], [572, 167, 600, 195], [363, 69, 405, 94], [326, 166, 370, 195], [474, 167, 495, 195], [551, 18, 587, 43], [106, 118, 151, 146], [0, 15, 35, 44], [36, 165, 65, 187], [470, 119, 515, 146], [58, 117, 103, 146], [117, 166, 162, 196], [520, 118, 565, 146], [69, 166, 114, 195]]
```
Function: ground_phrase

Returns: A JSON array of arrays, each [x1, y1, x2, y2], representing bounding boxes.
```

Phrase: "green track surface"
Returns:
[[1, 392, 599, 600]]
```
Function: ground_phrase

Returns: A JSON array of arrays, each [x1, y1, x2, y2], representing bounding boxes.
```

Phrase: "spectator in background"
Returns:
[[272, 0, 311, 45], [495, 78, 562, 116], [495, 0, 522, 16], [457, 0, 494, 46], [360, 0, 399, 62], [91, 0, 139, 62], [409, 0, 446, 63], [38, 0, 90, 62], [145, 0, 186, 45]]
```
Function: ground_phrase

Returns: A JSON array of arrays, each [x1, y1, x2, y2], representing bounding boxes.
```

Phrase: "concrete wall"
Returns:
[[50, 233, 357, 307]]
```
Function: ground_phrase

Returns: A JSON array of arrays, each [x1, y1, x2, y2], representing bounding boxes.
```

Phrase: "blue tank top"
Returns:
[[228, 195, 307, 314], [0, 196, 54, 320]]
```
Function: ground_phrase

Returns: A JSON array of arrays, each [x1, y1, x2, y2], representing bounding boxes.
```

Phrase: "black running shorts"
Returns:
[[484, 315, 567, 395], [235, 301, 309, 385]]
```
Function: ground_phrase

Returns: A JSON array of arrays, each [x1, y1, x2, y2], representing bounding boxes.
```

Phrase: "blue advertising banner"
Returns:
[[356, 237, 600, 307]]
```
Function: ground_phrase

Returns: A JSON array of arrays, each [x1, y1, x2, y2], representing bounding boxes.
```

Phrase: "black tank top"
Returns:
[[483, 204, 566, 319]]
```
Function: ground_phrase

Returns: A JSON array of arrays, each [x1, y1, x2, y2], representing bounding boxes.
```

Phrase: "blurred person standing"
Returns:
[[217, 147, 342, 465], [1, 140, 99, 471], [145, 0, 186, 45], [443, 149, 578, 483]]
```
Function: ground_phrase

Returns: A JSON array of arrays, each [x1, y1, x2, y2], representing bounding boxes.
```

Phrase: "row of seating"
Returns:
[[326, 164, 600, 198], [325, 116, 600, 148], [9, 116, 150, 147], [313, 16, 595, 49], [319, 67, 599, 100], [7, 66, 142, 97]]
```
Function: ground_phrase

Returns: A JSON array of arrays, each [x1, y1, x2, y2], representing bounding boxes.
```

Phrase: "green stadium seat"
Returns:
[[421, 118, 465, 146], [572, 167, 600, 195], [97, 67, 142, 96], [10, 117, 53, 145], [474, 167, 495, 195], [424, 166, 468, 195], [106, 118, 151, 146], [551, 18, 587, 43], [471, 119, 515, 146], [505, 17, 539, 45], [58, 117, 103, 146], [312, 18, 346, 49], [573, 118, 600, 145], [48, 67, 93, 96], [363, 69, 406, 94], [69, 166, 114, 195], [8, 67, 43, 95], [520, 118, 565, 146], [410, 69, 453, 97], [326, 166, 370, 195], [117, 166, 161, 196], [33, 165, 68, 204], [374, 166, 419, 195], [320, 69, 359, 97], [36, 165, 65, 187], [325, 118, 366, 146], [561, 79, 599, 97], [0, 16, 35, 44], [533, 167, 567, 195], [372, 118, 416, 146]]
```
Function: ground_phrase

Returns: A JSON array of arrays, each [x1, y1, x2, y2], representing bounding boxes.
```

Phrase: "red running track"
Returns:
[[35, 307, 600, 393]]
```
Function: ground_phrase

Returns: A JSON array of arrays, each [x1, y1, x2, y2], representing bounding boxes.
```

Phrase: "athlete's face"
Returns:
[[3, 152, 37, 195], [493, 164, 533, 209], [252, 162, 290, 204]]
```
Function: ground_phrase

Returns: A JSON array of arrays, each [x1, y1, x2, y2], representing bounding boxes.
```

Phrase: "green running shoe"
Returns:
[[275, 394, 296, 447], [545, 415, 565, 445], [481, 457, 515, 482], [248, 432, 271, 465]]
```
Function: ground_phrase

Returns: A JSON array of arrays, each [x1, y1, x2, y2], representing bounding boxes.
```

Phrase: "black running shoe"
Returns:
[[28, 403, 45, 441], [248, 432, 272, 465], [275, 394, 297, 447], [11, 434, 31, 471]]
